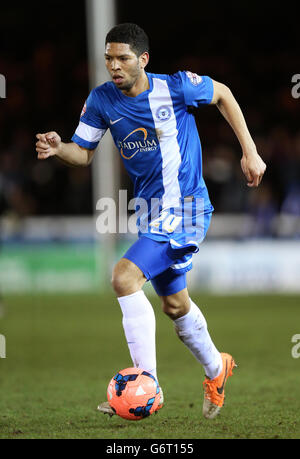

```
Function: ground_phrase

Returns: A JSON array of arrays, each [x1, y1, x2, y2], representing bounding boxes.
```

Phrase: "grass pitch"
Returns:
[[0, 291, 300, 439]]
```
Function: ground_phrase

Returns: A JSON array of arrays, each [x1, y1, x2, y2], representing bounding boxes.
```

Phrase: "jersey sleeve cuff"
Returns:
[[71, 134, 99, 150], [203, 76, 214, 104]]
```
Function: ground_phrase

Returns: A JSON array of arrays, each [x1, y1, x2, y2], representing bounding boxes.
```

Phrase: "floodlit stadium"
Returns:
[[0, 0, 300, 441]]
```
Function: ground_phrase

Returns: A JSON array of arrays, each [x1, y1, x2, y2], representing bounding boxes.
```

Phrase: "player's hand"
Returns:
[[240, 149, 266, 188], [36, 132, 61, 160]]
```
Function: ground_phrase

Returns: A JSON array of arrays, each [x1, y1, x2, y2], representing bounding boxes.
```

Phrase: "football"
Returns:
[[107, 367, 161, 420]]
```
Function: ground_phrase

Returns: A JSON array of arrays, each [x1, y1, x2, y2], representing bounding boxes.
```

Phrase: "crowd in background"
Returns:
[[0, 2, 299, 238]]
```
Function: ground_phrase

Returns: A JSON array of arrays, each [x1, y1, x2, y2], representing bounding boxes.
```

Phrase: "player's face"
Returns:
[[105, 43, 147, 92]]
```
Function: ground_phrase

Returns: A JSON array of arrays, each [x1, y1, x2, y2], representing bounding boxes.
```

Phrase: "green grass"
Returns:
[[0, 292, 300, 439]]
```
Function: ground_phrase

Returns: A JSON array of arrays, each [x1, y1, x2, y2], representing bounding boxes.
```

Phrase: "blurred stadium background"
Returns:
[[0, 0, 299, 295]]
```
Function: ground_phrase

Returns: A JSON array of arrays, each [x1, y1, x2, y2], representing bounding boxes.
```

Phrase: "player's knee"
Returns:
[[111, 259, 144, 296], [111, 266, 130, 296]]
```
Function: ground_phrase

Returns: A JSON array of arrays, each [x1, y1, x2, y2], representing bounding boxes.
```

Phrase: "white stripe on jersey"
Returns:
[[171, 259, 192, 270], [148, 78, 182, 209], [75, 121, 107, 143]]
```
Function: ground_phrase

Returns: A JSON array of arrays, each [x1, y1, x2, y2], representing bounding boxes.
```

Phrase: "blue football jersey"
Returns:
[[72, 70, 214, 244]]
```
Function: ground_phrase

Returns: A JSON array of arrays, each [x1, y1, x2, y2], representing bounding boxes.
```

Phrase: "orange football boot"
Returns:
[[202, 352, 237, 419]]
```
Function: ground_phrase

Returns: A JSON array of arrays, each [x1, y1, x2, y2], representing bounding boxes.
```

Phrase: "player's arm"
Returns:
[[210, 80, 266, 187], [36, 132, 95, 167]]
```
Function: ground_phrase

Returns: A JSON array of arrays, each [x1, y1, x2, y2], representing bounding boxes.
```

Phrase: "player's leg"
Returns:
[[163, 288, 236, 419], [152, 269, 236, 419], [111, 257, 158, 380], [98, 238, 169, 416], [159, 285, 223, 380]]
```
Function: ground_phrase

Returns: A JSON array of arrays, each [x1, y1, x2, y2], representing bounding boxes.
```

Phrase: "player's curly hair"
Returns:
[[105, 23, 149, 57]]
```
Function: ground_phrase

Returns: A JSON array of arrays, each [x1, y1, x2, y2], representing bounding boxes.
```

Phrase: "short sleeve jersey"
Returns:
[[72, 70, 214, 215]]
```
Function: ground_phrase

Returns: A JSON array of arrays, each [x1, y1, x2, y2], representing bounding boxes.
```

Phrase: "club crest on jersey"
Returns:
[[80, 101, 87, 118], [186, 71, 202, 86], [156, 105, 171, 121]]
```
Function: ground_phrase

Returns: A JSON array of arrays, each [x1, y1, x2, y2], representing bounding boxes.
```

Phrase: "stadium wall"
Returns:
[[0, 216, 299, 294]]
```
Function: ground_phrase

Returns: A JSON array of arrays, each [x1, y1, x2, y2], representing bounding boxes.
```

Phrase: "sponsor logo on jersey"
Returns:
[[156, 105, 171, 121], [118, 128, 158, 160], [186, 71, 202, 86]]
